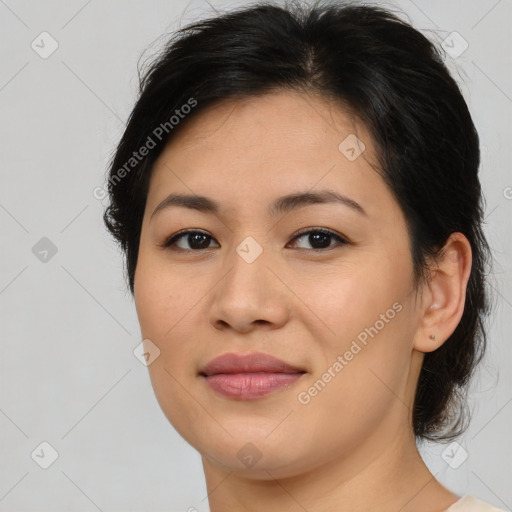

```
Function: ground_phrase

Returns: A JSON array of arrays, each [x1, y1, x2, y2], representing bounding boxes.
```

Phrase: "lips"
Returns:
[[199, 352, 307, 400], [199, 352, 305, 376]]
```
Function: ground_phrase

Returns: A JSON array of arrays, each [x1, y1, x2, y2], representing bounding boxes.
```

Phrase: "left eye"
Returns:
[[161, 228, 348, 252], [288, 228, 348, 250]]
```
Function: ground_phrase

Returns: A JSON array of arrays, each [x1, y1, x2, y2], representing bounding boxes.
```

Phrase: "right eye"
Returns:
[[160, 230, 220, 252]]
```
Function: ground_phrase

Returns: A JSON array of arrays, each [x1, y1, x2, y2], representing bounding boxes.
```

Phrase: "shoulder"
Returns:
[[445, 495, 509, 512]]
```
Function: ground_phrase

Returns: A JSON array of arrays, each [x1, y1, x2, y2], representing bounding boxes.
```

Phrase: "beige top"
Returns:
[[446, 495, 508, 512]]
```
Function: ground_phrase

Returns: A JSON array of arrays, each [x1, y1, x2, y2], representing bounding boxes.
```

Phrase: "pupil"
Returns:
[[310, 232, 330, 248], [190, 233, 209, 249]]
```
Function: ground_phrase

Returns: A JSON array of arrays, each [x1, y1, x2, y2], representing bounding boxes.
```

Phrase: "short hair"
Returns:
[[103, 0, 494, 443]]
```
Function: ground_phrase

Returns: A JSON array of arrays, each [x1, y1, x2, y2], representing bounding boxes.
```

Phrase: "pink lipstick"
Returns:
[[199, 352, 306, 400]]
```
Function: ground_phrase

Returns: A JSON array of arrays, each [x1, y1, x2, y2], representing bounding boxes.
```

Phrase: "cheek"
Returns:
[[134, 251, 190, 340], [296, 312, 412, 451], [295, 258, 404, 342], [134, 251, 203, 375], [134, 258, 204, 442], [297, 255, 413, 409]]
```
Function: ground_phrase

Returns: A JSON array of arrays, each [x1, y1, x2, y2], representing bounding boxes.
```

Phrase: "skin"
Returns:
[[133, 90, 472, 512]]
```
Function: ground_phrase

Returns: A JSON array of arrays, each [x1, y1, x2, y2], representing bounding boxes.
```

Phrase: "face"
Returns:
[[134, 91, 426, 480]]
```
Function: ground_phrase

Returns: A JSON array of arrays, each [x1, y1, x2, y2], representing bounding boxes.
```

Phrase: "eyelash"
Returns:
[[160, 227, 349, 253]]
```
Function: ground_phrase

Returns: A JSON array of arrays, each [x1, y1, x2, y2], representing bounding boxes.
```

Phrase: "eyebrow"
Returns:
[[150, 189, 367, 220]]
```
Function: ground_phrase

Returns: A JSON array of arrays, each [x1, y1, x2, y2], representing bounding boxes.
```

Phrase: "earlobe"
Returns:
[[413, 233, 472, 353]]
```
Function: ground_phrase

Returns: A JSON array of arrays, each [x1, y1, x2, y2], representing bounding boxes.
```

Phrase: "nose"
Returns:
[[207, 245, 291, 334]]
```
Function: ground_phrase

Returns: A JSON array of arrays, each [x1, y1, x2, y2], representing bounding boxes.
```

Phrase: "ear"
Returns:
[[413, 232, 472, 353]]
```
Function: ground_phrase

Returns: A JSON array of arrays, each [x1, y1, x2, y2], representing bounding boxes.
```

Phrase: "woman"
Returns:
[[103, 1, 505, 510]]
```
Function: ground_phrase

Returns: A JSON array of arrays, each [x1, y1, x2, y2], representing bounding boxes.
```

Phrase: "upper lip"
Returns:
[[200, 352, 306, 376]]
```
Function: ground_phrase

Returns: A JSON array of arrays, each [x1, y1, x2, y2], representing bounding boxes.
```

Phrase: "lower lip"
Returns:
[[202, 372, 305, 399]]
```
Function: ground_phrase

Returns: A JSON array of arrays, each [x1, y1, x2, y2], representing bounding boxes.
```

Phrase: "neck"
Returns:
[[201, 419, 459, 512]]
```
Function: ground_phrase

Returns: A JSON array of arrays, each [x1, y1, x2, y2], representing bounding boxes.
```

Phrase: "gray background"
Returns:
[[0, 0, 510, 510]]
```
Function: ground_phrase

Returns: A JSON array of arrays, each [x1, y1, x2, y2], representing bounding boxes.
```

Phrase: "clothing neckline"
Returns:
[[445, 494, 505, 511]]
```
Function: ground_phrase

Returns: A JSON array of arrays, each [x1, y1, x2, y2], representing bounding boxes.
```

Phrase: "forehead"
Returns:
[[146, 90, 396, 223], [163, 90, 366, 156]]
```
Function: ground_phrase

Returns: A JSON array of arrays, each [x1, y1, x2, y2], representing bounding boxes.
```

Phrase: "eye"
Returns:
[[160, 227, 349, 252], [287, 227, 349, 251], [161, 230, 219, 251]]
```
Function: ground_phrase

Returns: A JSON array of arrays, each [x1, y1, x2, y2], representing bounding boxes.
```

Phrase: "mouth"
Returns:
[[200, 351, 306, 376], [199, 352, 307, 400]]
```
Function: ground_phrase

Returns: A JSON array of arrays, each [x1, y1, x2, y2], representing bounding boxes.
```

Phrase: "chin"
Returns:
[[201, 445, 313, 480]]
